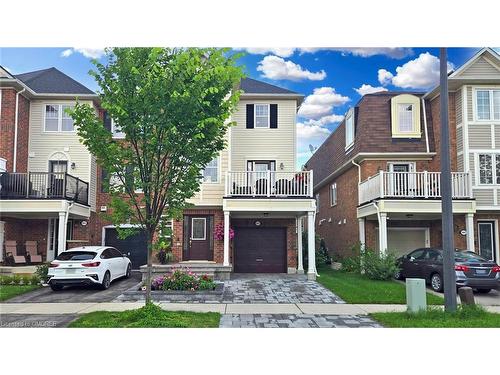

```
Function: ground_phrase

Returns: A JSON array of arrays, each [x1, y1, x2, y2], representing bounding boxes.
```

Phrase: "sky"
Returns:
[[0, 47, 489, 168]]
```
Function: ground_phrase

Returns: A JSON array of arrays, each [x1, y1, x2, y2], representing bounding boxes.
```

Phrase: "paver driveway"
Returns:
[[5, 272, 141, 303], [219, 314, 382, 328]]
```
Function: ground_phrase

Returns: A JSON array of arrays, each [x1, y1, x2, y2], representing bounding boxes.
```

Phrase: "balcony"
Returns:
[[225, 170, 313, 198], [359, 171, 472, 205], [0, 172, 89, 206]]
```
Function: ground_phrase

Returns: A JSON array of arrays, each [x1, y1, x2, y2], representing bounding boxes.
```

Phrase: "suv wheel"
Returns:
[[430, 273, 443, 292]]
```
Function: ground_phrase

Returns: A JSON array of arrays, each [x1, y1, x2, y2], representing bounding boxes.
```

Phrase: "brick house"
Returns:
[[305, 48, 500, 265], [1, 67, 317, 279]]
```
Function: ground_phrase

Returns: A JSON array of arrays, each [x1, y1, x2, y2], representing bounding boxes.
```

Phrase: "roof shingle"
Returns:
[[15, 67, 95, 95], [240, 77, 300, 95]]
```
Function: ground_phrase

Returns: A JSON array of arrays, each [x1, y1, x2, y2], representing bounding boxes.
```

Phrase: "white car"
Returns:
[[47, 246, 132, 291]]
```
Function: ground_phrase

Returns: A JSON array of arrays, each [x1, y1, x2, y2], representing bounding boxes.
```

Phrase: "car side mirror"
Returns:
[[409, 256, 415, 262]]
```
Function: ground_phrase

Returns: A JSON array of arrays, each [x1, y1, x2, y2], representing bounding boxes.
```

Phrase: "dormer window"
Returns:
[[391, 94, 421, 138], [345, 108, 354, 150]]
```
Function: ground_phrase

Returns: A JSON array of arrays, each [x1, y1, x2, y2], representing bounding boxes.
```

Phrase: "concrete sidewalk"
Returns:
[[2, 302, 500, 315]]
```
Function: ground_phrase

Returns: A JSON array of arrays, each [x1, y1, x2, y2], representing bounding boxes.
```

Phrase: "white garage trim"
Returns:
[[101, 224, 143, 246]]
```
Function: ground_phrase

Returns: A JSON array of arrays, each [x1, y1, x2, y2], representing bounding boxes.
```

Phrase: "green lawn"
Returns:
[[0, 285, 40, 301], [69, 303, 220, 328], [317, 266, 444, 305], [371, 306, 500, 328]]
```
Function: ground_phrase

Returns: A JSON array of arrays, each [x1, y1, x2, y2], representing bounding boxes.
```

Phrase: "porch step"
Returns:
[[139, 262, 232, 281]]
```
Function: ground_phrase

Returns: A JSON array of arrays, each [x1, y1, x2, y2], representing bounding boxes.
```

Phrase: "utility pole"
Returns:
[[440, 47, 457, 312]]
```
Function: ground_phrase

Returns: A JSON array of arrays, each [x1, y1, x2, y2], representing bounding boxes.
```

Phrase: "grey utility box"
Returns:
[[406, 278, 427, 313]]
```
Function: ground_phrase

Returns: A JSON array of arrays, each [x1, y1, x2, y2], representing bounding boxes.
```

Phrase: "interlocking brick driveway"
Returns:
[[219, 314, 382, 328]]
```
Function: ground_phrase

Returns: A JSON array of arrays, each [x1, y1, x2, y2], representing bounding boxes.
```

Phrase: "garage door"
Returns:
[[378, 229, 428, 257], [104, 228, 147, 270], [234, 227, 286, 273]]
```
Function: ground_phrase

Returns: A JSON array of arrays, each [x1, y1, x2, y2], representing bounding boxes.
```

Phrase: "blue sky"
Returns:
[[0, 47, 485, 168]]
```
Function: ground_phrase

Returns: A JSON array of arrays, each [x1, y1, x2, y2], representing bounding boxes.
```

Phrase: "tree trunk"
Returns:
[[145, 230, 154, 305]]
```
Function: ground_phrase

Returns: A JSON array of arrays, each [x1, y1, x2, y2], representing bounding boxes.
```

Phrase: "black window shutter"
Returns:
[[246, 104, 254, 128], [103, 111, 112, 131], [270, 104, 278, 128], [100, 168, 109, 193]]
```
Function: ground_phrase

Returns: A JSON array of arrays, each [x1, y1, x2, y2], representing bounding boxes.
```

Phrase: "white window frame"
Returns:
[[202, 157, 220, 184], [254, 103, 270, 128], [345, 108, 354, 150], [330, 182, 337, 206], [160, 216, 173, 238], [474, 88, 500, 122], [477, 153, 500, 186], [111, 119, 126, 139], [0, 158, 6, 172], [191, 218, 206, 240], [44, 104, 75, 132], [397, 103, 415, 133]]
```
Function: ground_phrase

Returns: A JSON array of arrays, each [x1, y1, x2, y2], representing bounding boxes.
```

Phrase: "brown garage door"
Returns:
[[234, 227, 286, 273]]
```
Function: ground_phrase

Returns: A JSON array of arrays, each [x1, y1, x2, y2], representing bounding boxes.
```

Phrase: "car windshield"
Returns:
[[56, 251, 97, 261], [454, 251, 487, 262]]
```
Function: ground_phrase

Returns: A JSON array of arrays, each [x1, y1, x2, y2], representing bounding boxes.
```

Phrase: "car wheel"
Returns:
[[125, 264, 131, 278], [476, 288, 491, 294], [50, 284, 63, 292], [101, 271, 111, 290], [394, 269, 403, 280], [430, 273, 443, 293]]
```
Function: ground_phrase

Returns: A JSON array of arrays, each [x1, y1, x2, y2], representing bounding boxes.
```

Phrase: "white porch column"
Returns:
[[307, 211, 316, 280], [297, 216, 304, 274], [378, 212, 388, 255], [358, 218, 366, 251], [57, 211, 67, 257], [223, 211, 230, 266], [465, 213, 475, 252]]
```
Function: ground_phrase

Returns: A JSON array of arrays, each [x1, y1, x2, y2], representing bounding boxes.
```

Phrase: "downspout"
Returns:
[[13, 88, 26, 172], [422, 97, 430, 153], [64, 201, 74, 249], [351, 159, 361, 184]]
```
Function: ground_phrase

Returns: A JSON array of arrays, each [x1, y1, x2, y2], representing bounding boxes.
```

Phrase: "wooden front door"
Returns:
[[478, 221, 496, 262], [184, 215, 213, 260]]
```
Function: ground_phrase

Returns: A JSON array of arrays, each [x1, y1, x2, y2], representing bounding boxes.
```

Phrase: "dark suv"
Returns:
[[395, 248, 500, 293]]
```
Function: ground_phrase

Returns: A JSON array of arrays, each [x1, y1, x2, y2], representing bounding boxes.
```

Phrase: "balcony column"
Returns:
[[378, 212, 388, 255], [223, 211, 230, 266], [297, 216, 304, 274], [307, 211, 316, 280], [57, 211, 67, 257], [465, 213, 475, 252]]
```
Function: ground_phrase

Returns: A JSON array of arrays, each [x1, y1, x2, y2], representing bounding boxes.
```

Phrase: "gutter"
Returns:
[[13, 88, 26, 172]]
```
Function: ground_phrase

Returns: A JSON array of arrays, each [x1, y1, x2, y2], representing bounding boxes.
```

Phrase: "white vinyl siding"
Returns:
[[468, 124, 493, 149]]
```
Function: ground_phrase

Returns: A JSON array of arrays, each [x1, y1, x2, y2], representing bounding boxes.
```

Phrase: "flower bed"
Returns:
[[151, 268, 217, 291]]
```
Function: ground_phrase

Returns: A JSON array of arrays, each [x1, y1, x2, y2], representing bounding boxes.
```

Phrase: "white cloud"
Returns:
[[240, 47, 414, 59], [305, 114, 344, 126], [378, 69, 394, 86], [61, 48, 105, 59], [298, 87, 350, 119], [379, 52, 454, 89], [239, 48, 296, 58], [257, 55, 326, 81], [355, 84, 388, 96], [296, 122, 331, 150]]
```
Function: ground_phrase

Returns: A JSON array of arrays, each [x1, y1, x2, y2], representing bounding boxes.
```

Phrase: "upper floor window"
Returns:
[[111, 119, 125, 139], [478, 153, 500, 185], [390, 94, 421, 138], [345, 108, 354, 150], [0, 158, 6, 173], [330, 182, 337, 206], [255, 104, 270, 128], [475, 89, 500, 121], [202, 157, 219, 183], [45, 104, 75, 132]]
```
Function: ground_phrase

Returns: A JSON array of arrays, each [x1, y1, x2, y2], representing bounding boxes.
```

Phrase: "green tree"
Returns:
[[71, 48, 243, 303]]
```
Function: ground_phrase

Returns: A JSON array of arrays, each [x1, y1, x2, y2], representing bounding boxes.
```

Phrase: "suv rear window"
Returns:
[[56, 251, 97, 261]]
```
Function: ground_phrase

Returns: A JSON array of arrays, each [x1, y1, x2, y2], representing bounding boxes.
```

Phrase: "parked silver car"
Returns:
[[395, 248, 500, 293]]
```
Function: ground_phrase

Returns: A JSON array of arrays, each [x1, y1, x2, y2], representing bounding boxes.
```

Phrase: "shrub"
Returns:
[[157, 249, 175, 265], [316, 238, 332, 266], [30, 275, 41, 285], [362, 250, 399, 281], [35, 263, 49, 283], [0, 275, 13, 285], [341, 243, 362, 273], [12, 274, 22, 285], [21, 275, 32, 285], [151, 268, 216, 291]]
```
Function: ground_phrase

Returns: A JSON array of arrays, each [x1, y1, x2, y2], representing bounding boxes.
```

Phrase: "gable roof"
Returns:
[[448, 47, 500, 79], [14, 67, 95, 95], [0, 65, 14, 79], [240, 77, 300, 95]]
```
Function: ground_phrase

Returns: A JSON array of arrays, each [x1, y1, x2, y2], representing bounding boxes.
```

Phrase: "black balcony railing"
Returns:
[[0, 172, 89, 206]]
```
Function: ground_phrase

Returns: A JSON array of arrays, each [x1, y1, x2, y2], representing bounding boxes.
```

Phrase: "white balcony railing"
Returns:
[[225, 170, 313, 198], [358, 171, 473, 204]]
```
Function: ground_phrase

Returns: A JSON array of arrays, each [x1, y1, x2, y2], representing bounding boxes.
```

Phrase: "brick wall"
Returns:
[[315, 165, 360, 258], [2, 218, 48, 259]]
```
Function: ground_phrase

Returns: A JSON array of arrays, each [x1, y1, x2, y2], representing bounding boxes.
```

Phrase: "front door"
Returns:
[[49, 160, 68, 197], [247, 160, 276, 195], [478, 221, 496, 262], [185, 216, 212, 260], [388, 162, 415, 196]]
